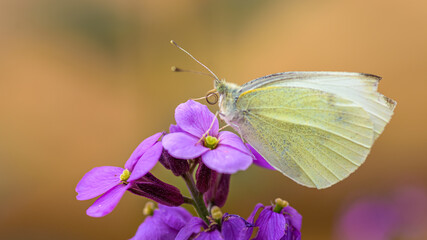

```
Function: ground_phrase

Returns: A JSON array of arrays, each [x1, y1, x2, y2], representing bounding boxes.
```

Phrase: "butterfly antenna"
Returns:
[[170, 40, 220, 82], [171, 66, 217, 80]]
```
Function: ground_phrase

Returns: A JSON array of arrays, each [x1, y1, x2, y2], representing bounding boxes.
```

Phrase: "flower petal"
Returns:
[[86, 184, 129, 217], [222, 214, 253, 240], [130, 209, 179, 240], [76, 166, 123, 200], [202, 145, 253, 174], [175, 100, 219, 138], [283, 206, 302, 232], [163, 132, 209, 159], [246, 144, 276, 170], [197, 230, 224, 240], [158, 205, 193, 230], [254, 207, 287, 240], [176, 217, 207, 240], [219, 131, 252, 156], [128, 142, 163, 182], [170, 124, 183, 133], [125, 132, 163, 170], [247, 203, 265, 224]]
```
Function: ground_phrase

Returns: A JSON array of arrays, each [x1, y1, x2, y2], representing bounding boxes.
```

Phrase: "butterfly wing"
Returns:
[[240, 72, 396, 139], [234, 86, 375, 189]]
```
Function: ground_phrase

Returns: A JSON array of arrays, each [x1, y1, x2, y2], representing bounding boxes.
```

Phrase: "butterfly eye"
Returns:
[[206, 92, 219, 105]]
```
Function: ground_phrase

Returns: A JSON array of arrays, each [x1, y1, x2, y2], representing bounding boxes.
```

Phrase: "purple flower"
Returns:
[[163, 100, 253, 174], [75, 132, 164, 217], [335, 186, 427, 240], [176, 213, 253, 240], [131, 205, 193, 240], [246, 144, 276, 170], [248, 199, 302, 240]]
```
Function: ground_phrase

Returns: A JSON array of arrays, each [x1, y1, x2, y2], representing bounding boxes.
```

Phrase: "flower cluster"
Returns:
[[76, 100, 302, 239]]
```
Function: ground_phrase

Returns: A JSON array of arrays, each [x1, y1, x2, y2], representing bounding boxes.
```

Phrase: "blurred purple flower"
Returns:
[[246, 144, 276, 170], [335, 186, 427, 240], [176, 213, 253, 240], [131, 205, 193, 240], [248, 202, 302, 240], [75, 132, 164, 217], [163, 100, 253, 174]]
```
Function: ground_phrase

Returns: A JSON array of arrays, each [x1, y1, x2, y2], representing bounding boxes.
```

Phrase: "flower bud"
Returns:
[[204, 174, 231, 208], [143, 202, 155, 216], [196, 162, 216, 193], [129, 172, 184, 206], [159, 149, 189, 176], [211, 206, 223, 221]]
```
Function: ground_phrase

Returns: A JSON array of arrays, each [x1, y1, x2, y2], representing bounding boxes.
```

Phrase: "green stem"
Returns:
[[182, 171, 210, 225]]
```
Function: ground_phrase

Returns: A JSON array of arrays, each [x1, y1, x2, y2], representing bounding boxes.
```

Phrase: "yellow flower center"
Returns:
[[120, 169, 131, 182], [273, 198, 289, 213], [204, 135, 219, 150]]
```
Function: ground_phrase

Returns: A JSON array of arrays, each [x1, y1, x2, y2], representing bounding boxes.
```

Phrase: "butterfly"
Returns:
[[171, 41, 396, 189], [215, 71, 396, 189]]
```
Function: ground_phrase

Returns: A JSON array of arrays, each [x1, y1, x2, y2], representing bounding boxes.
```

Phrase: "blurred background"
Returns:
[[0, 0, 426, 239]]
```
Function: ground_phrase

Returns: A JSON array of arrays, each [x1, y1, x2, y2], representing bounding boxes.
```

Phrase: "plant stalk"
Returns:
[[182, 171, 210, 225]]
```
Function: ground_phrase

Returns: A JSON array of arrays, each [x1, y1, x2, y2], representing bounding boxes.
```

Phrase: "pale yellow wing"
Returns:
[[235, 86, 375, 189], [240, 72, 396, 139]]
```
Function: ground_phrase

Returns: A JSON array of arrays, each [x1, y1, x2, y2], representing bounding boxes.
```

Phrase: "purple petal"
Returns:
[[246, 144, 276, 170], [76, 166, 123, 200], [247, 203, 265, 224], [202, 145, 253, 174], [196, 230, 224, 240], [283, 206, 302, 232], [125, 132, 163, 170], [158, 205, 193, 230], [222, 214, 253, 240], [243, 203, 265, 238], [175, 100, 219, 138], [128, 142, 163, 182], [170, 124, 183, 133], [130, 209, 180, 240], [163, 132, 209, 159], [86, 184, 129, 217], [219, 131, 252, 156], [254, 207, 287, 240], [176, 217, 207, 240]]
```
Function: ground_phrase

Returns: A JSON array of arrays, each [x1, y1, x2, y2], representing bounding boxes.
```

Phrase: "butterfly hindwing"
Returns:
[[235, 86, 375, 189]]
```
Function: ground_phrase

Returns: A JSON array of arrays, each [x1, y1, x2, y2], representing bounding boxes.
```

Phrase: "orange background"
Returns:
[[0, 0, 426, 239]]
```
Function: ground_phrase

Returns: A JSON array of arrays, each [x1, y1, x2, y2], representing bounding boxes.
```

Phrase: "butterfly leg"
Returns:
[[218, 124, 230, 131]]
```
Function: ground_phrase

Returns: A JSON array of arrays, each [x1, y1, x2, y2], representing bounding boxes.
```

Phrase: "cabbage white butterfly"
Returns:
[[171, 41, 396, 189]]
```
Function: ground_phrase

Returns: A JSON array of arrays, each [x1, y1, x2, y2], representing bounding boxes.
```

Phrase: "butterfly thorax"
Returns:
[[215, 80, 243, 125]]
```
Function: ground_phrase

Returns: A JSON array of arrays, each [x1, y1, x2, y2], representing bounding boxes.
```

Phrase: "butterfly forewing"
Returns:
[[235, 86, 375, 189], [239, 72, 396, 140]]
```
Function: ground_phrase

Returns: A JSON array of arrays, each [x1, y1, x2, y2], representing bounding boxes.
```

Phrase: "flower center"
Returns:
[[204, 135, 219, 150], [273, 198, 289, 213], [143, 202, 155, 216], [120, 169, 131, 182]]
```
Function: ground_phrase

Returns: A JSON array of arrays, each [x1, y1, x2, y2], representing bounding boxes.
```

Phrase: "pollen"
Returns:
[[120, 169, 131, 182], [273, 198, 289, 213], [204, 135, 219, 150]]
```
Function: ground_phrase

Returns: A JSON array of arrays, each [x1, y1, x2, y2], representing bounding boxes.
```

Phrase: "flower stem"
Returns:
[[182, 171, 210, 225]]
